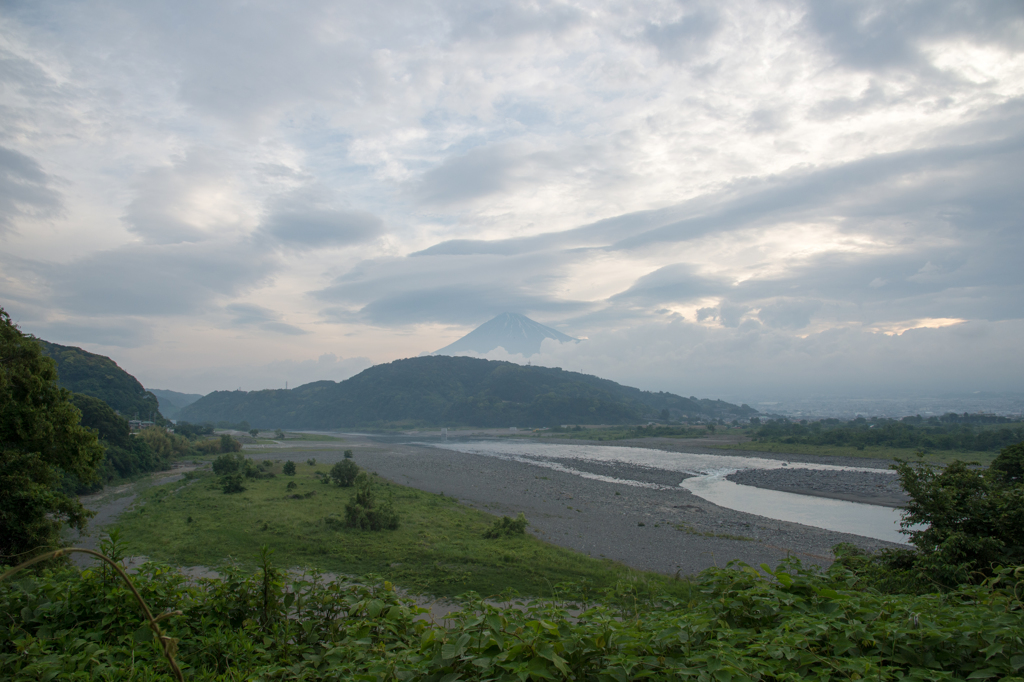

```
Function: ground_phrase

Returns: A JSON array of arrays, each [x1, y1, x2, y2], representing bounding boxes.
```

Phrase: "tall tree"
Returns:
[[0, 307, 104, 562]]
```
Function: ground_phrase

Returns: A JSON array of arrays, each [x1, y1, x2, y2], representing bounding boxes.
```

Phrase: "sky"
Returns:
[[1, 0, 1022, 402]]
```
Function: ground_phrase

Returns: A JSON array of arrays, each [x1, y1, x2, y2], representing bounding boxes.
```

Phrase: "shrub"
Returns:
[[877, 445, 1024, 589], [212, 452, 245, 475], [307, 458, 316, 466], [194, 439, 223, 455], [484, 513, 528, 538], [329, 459, 359, 487], [248, 428, 259, 438], [344, 449, 354, 459], [282, 461, 296, 476], [221, 473, 245, 494], [286, 481, 297, 490], [274, 429, 285, 439], [344, 472, 399, 531], [220, 434, 242, 453]]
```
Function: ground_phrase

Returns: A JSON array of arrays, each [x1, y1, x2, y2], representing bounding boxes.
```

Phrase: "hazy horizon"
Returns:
[[2, 1, 1022, 403]]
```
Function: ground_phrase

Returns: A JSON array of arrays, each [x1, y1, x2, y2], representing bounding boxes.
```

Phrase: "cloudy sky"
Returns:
[[1, 0, 1022, 400]]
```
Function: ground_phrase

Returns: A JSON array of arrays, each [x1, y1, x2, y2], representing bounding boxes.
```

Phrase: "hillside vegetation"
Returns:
[[178, 355, 756, 429], [36, 339, 163, 422], [753, 414, 1024, 452]]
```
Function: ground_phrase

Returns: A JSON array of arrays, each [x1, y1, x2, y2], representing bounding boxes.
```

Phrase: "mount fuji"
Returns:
[[433, 313, 578, 357]]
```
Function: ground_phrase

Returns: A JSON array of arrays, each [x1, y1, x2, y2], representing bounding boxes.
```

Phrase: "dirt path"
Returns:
[[67, 464, 200, 568]]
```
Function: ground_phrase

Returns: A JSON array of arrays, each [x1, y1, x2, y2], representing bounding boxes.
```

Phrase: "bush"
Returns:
[[282, 461, 296, 476], [286, 481, 297, 490], [344, 472, 399, 531], [329, 459, 359, 487], [484, 513, 528, 539], [221, 473, 245, 494], [870, 444, 1024, 589], [248, 428, 259, 438], [344, 449, 354, 459], [307, 458, 316, 466], [220, 434, 242, 453], [212, 452, 245, 475]]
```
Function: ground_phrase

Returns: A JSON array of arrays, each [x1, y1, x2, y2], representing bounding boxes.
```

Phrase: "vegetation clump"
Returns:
[[282, 460, 296, 476], [0, 307, 104, 560], [344, 471, 399, 531], [483, 513, 528, 538], [329, 459, 359, 486], [753, 415, 1023, 452], [2, 547, 1022, 681]]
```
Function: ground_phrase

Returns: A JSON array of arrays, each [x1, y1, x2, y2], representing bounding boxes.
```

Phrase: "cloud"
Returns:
[[803, 0, 1024, 73], [21, 317, 154, 348], [507, 318, 1024, 400], [414, 145, 521, 205], [0, 146, 62, 233], [610, 264, 724, 305], [44, 241, 276, 316], [224, 303, 308, 335], [122, 150, 244, 244], [143, 353, 374, 395], [643, 8, 721, 63], [259, 188, 384, 249]]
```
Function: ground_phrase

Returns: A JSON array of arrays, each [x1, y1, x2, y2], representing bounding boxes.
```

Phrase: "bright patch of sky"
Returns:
[[0, 0, 1022, 398]]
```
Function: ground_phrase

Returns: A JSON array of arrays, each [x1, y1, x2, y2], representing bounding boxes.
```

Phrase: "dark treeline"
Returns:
[[753, 414, 1024, 451]]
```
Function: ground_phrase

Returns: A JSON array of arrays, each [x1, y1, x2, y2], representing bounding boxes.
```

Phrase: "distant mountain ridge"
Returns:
[[36, 339, 164, 422], [178, 355, 756, 429], [147, 388, 204, 420], [433, 313, 577, 357]]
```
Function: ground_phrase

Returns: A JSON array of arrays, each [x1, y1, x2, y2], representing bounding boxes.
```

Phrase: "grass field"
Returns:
[[114, 460, 688, 599], [710, 440, 1000, 465]]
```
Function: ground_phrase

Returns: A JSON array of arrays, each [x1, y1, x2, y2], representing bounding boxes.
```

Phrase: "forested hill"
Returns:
[[178, 355, 756, 429], [36, 339, 163, 421]]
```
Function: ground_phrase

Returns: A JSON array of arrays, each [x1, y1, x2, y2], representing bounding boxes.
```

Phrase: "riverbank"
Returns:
[[246, 436, 905, 577]]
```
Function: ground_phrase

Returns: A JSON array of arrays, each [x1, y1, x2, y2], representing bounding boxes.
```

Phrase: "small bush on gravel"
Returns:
[[484, 513, 528, 538], [307, 457, 316, 466], [344, 449, 354, 459]]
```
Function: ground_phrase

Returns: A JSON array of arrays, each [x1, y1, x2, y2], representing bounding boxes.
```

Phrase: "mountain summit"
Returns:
[[433, 313, 577, 357]]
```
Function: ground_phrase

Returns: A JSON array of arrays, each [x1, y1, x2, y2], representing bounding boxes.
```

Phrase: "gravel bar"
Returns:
[[254, 436, 907, 578]]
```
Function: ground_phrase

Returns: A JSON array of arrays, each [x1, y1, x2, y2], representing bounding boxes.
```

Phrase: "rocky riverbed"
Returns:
[[251, 436, 909, 577]]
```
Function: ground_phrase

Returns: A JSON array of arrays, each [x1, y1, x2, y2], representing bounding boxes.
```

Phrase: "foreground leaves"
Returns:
[[2, 557, 1023, 681]]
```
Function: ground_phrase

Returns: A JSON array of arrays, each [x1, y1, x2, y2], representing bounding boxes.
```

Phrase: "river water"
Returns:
[[427, 440, 910, 544]]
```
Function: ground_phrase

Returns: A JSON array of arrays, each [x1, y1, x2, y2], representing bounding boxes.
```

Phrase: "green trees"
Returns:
[[282, 461, 296, 476], [343, 471, 399, 531], [0, 307, 104, 560], [887, 443, 1024, 587], [329, 459, 359, 487]]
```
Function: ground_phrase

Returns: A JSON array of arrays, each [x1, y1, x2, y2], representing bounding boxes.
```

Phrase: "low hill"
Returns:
[[36, 339, 163, 421], [147, 388, 204, 420], [178, 355, 756, 429]]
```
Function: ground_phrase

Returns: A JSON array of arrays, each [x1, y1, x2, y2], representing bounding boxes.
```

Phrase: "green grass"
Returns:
[[114, 463, 685, 599], [710, 440, 1000, 465]]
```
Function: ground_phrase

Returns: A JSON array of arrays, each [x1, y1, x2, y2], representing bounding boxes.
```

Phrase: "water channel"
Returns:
[[427, 440, 911, 544]]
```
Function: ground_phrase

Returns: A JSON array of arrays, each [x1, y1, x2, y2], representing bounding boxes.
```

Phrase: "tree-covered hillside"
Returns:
[[178, 355, 756, 428], [36, 339, 163, 422]]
